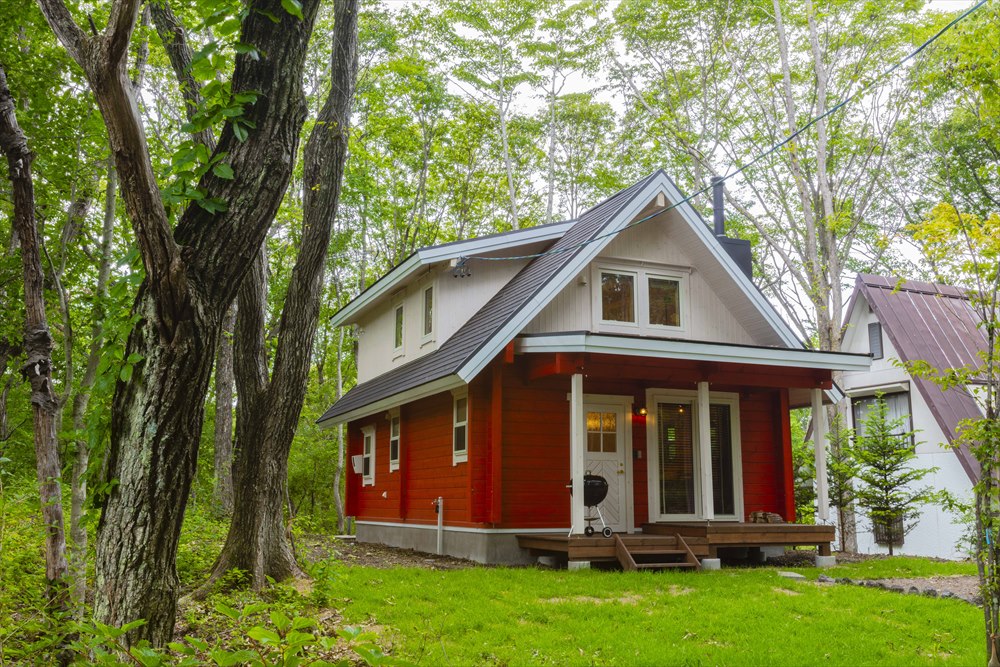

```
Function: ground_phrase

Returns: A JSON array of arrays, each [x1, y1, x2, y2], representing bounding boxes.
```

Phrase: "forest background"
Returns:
[[0, 0, 997, 658]]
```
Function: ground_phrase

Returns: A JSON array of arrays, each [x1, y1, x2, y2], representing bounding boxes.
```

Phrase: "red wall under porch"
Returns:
[[345, 356, 799, 531]]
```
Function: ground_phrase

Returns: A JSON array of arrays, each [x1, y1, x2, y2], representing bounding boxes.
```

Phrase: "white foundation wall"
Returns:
[[838, 295, 973, 560]]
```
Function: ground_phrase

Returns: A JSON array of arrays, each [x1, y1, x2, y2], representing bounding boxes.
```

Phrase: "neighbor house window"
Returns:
[[389, 410, 400, 472], [873, 515, 904, 549], [868, 322, 883, 360], [600, 271, 636, 323], [422, 285, 434, 338], [852, 392, 911, 441], [361, 426, 375, 486], [648, 276, 681, 327], [453, 392, 468, 465], [393, 303, 404, 354]]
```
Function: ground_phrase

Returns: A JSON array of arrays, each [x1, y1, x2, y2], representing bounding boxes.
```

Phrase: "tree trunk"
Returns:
[[0, 65, 70, 612], [37, 0, 321, 646], [213, 305, 236, 515], [204, 0, 358, 589]]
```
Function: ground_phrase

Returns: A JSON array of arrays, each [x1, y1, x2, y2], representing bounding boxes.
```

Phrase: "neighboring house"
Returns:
[[839, 274, 983, 559], [318, 171, 870, 566]]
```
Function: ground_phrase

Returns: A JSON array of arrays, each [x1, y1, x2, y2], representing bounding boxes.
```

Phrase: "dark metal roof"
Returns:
[[317, 172, 662, 423], [856, 274, 985, 480]]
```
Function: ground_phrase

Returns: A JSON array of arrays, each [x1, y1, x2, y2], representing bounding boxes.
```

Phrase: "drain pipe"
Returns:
[[434, 497, 444, 555]]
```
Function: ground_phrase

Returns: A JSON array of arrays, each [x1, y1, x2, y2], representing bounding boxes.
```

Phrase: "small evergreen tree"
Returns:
[[853, 394, 938, 556], [827, 413, 859, 551]]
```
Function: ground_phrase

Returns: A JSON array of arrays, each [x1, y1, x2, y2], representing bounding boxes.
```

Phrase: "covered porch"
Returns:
[[507, 336, 868, 566]]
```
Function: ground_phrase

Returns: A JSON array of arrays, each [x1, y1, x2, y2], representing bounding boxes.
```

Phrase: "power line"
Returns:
[[459, 0, 988, 265]]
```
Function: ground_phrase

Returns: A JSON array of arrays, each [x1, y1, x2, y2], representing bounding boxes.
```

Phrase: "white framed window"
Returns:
[[599, 270, 637, 325], [361, 425, 375, 486], [388, 409, 400, 472], [393, 302, 404, 357], [452, 391, 468, 465], [852, 392, 912, 442], [593, 263, 688, 336], [421, 284, 434, 342]]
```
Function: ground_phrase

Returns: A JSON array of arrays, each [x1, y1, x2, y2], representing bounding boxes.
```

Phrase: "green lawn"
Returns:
[[332, 563, 981, 666]]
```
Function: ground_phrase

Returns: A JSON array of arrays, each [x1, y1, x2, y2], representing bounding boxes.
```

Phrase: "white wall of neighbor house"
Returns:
[[838, 295, 973, 560], [523, 214, 757, 346], [355, 258, 530, 383]]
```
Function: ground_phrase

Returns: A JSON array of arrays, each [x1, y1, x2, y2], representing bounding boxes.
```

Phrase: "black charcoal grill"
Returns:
[[568, 474, 614, 538]]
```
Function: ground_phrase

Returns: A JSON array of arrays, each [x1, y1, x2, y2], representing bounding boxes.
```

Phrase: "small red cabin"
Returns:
[[319, 172, 869, 564]]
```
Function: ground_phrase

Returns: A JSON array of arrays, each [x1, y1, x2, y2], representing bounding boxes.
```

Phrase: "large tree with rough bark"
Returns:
[[35, 0, 321, 646]]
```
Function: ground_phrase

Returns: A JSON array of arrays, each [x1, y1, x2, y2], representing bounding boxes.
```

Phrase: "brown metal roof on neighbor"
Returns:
[[856, 274, 985, 480], [316, 171, 662, 424]]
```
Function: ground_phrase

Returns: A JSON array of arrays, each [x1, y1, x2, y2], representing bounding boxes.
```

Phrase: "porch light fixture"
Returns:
[[633, 406, 648, 417]]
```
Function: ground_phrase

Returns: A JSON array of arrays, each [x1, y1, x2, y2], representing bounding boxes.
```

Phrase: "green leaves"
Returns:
[[281, 0, 304, 21]]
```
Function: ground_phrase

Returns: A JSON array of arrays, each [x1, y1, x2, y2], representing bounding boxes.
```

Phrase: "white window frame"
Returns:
[[388, 409, 401, 472], [421, 284, 435, 345], [592, 262, 689, 337], [392, 301, 404, 359], [645, 388, 743, 523], [452, 390, 469, 465], [361, 425, 375, 487]]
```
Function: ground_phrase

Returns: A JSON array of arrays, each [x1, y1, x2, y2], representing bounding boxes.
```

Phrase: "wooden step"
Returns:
[[614, 534, 702, 572]]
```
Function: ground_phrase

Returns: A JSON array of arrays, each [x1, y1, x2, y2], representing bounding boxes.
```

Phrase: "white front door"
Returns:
[[583, 401, 629, 533]]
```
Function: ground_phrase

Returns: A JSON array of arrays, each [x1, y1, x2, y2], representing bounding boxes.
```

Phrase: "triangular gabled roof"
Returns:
[[319, 171, 809, 425], [852, 274, 985, 481]]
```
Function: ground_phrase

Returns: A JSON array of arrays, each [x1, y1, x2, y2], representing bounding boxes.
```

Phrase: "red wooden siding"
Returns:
[[345, 353, 802, 531]]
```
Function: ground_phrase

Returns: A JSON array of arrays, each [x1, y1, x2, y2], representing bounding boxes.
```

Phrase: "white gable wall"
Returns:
[[838, 294, 971, 559], [356, 259, 530, 383], [523, 211, 757, 346]]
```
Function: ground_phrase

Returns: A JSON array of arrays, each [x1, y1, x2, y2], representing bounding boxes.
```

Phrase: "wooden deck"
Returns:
[[517, 522, 834, 564]]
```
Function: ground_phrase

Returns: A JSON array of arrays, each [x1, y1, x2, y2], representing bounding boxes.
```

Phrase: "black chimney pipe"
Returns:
[[711, 176, 725, 236]]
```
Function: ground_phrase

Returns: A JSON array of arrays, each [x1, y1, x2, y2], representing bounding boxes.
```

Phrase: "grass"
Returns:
[[331, 564, 982, 666], [792, 556, 977, 581]]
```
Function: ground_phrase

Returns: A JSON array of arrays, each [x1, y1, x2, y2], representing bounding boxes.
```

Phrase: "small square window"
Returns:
[[601, 271, 636, 323]]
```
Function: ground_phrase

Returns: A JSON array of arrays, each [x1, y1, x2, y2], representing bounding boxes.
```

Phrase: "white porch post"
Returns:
[[570, 373, 586, 535], [812, 388, 830, 521], [697, 381, 714, 520]]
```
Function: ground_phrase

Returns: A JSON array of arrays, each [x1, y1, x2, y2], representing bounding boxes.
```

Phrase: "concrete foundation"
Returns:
[[815, 555, 837, 568], [356, 521, 539, 565], [701, 558, 722, 571], [568, 560, 591, 571]]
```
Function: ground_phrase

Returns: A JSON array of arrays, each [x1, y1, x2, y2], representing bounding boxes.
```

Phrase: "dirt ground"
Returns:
[[307, 536, 980, 603]]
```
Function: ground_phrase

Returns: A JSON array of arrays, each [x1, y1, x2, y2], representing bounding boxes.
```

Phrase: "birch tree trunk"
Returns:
[[0, 65, 70, 613], [213, 306, 236, 515]]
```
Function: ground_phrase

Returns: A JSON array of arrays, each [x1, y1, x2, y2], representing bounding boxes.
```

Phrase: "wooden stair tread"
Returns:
[[636, 562, 698, 569], [614, 533, 702, 572]]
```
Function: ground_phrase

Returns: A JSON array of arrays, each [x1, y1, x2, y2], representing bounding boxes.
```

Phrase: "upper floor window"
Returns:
[[453, 392, 468, 465], [361, 425, 375, 486], [868, 322, 883, 360], [422, 285, 434, 339], [393, 303, 404, 354], [389, 410, 401, 472], [595, 264, 687, 335]]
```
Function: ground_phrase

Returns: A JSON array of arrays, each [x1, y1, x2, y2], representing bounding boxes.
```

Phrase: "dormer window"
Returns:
[[594, 263, 688, 335]]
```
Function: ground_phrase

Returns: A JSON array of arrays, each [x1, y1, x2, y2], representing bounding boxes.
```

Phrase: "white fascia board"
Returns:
[[330, 222, 574, 328], [514, 334, 873, 372], [845, 381, 909, 397], [663, 178, 803, 349], [457, 174, 671, 383], [316, 374, 465, 428]]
